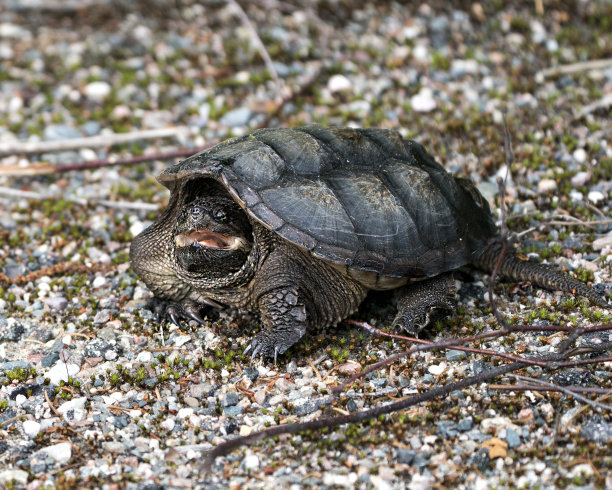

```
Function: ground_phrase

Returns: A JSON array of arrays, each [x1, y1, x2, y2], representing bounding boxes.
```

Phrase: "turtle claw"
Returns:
[[169, 310, 181, 326], [186, 309, 204, 325], [148, 297, 206, 327]]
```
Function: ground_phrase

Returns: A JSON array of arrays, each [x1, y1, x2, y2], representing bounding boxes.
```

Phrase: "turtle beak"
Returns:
[[174, 230, 250, 251]]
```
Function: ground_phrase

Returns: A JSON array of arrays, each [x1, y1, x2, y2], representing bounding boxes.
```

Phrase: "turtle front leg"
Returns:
[[392, 273, 456, 335], [245, 244, 368, 361], [244, 287, 309, 361]]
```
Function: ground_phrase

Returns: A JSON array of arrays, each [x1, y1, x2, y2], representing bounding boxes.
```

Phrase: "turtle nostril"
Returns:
[[188, 206, 203, 218]]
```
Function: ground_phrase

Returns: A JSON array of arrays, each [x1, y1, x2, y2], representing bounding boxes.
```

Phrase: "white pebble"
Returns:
[[413, 43, 429, 61], [327, 74, 352, 93], [161, 418, 175, 431], [36, 442, 72, 465], [23, 420, 41, 438], [569, 190, 584, 202], [242, 453, 260, 470], [137, 351, 153, 362], [58, 397, 87, 422], [572, 148, 587, 163], [177, 408, 194, 419], [0, 470, 28, 487], [410, 87, 436, 112], [130, 220, 145, 237], [84, 81, 111, 101], [571, 171, 590, 187], [92, 276, 107, 288], [46, 362, 80, 385], [587, 190, 604, 204], [428, 363, 446, 375], [537, 179, 557, 193], [593, 232, 612, 251], [15, 394, 26, 406]]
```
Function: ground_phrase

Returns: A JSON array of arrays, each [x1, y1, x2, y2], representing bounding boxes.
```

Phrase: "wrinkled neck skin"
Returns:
[[170, 221, 271, 307]]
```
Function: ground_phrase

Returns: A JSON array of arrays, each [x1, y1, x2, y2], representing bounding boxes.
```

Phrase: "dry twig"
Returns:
[[0, 127, 190, 157]]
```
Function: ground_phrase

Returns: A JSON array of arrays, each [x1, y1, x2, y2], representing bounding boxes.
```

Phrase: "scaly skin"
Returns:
[[472, 239, 609, 308]]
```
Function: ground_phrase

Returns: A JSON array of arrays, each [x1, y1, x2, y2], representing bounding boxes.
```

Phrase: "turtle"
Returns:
[[130, 125, 608, 359]]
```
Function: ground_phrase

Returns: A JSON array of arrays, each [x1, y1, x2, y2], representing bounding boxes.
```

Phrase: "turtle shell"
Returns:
[[158, 126, 497, 289]]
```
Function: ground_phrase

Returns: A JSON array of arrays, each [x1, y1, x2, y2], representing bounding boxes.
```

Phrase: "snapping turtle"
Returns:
[[130, 126, 608, 359]]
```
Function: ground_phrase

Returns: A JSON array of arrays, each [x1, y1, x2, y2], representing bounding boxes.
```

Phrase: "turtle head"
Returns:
[[173, 196, 252, 276]]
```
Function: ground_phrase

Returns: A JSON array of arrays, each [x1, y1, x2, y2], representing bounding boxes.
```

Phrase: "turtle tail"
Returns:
[[472, 239, 609, 308]]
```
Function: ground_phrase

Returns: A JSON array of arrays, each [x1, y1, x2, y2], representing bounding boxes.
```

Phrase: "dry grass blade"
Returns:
[[226, 0, 282, 99]]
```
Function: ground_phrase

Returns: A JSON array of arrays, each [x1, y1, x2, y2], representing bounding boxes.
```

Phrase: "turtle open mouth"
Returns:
[[174, 230, 250, 250]]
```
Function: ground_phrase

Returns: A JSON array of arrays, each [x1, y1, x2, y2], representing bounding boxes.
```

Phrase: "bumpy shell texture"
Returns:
[[159, 126, 497, 287]]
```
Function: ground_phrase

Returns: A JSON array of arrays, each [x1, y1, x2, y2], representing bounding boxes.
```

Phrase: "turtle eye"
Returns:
[[214, 209, 226, 221]]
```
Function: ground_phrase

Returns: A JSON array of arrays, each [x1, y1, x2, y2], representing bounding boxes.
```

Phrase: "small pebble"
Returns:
[[22, 420, 41, 438], [242, 453, 260, 471], [220, 107, 252, 127], [410, 87, 436, 112], [537, 179, 557, 193], [327, 74, 352, 93], [45, 296, 68, 311], [84, 81, 111, 101], [587, 190, 604, 204]]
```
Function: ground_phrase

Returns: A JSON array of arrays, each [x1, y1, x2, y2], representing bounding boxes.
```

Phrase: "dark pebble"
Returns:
[[222, 392, 239, 407], [41, 352, 60, 368], [550, 368, 595, 387], [29, 328, 54, 343], [1, 322, 25, 342], [472, 448, 490, 471], [144, 377, 159, 388], [294, 399, 323, 416], [579, 415, 612, 444], [471, 361, 493, 375], [4, 263, 26, 279], [0, 409, 17, 425], [505, 428, 521, 448], [446, 349, 465, 362], [8, 383, 41, 400], [562, 236, 584, 250], [84, 338, 118, 358], [223, 406, 243, 417], [457, 417, 473, 432], [396, 448, 415, 465], [437, 421, 458, 438], [0, 361, 32, 370], [112, 415, 129, 428], [244, 366, 258, 382], [347, 399, 358, 412], [225, 420, 238, 434]]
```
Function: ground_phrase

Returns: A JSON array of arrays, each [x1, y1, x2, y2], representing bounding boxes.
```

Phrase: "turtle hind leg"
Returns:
[[472, 240, 609, 308], [392, 273, 457, 335]]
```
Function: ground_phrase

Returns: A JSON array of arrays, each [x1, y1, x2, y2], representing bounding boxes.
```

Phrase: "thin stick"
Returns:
[[0, 146, 214, 177], [536, 58, 612, 80], [508, 374, 612, 412], [227, 0, 282, 98], [489, 384, 612, 395], [0, 126, 190, 156]]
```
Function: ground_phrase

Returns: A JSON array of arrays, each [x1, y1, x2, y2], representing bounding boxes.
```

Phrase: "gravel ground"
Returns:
[[1, 1, 612, 488]]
